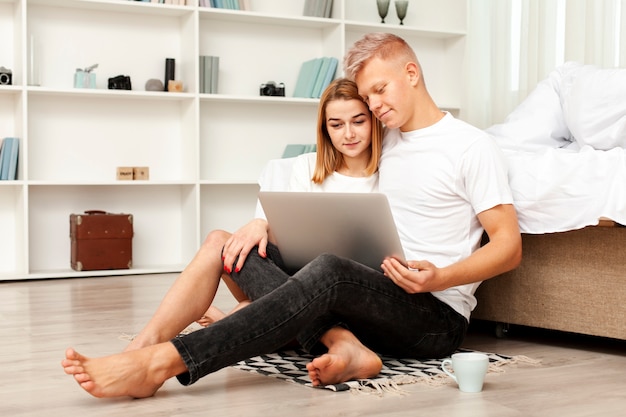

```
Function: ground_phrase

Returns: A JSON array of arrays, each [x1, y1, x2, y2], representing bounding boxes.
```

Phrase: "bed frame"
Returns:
[[472, 222, 626, 340]]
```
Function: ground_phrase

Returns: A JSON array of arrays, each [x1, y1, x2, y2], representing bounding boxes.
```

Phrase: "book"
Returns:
[[293, 58, 318, 98], [282, 144, 306, 158], [303, 0, 333, 18], [282, 143, 317, 158], [311, 57, 338, 98], [317, 56, 338, 97], [0, 137, 16, 180], [199, 56, 206, 93], [311, 57, 331, 98], [210, 56, 219, 93], [199, 55, 219, 93], [0, 138, 6, 179], [304, 58, 324, 98], [6, 137, 18, 180]]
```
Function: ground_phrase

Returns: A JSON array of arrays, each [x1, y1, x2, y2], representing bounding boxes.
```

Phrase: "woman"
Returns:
[[125, 78, 383, 348]]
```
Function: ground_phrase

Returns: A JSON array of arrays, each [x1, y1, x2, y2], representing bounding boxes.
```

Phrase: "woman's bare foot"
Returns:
[[197, 300, 252, 327], [305, 328, 382, 386], [197, 305, 227, 327], [62, 343, 186, 399]]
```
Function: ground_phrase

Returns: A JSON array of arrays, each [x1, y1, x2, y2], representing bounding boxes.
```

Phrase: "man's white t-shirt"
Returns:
[[379, 113, 513, 321]]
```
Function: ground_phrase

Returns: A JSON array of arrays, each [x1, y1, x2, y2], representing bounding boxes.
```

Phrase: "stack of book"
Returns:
[[199, 56, 219, 94], [282, 143, 317, 158], [303, 0, 333, 18], [0, 137, 19, 180], [293, 57, 338, 99], [201, 0, 250, 9]]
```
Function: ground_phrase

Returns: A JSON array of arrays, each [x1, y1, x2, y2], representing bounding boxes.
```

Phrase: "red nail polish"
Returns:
[[235, 267, 240, 273]]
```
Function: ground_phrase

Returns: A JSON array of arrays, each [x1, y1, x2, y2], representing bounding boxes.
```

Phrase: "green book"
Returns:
[[304, 58, 324, 98], [282, 144, 306, 158], [293, 58, 317, 98]]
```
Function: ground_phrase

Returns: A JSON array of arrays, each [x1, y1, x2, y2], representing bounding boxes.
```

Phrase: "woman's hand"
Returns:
[[222, 218, 269, 273], [381, 257, 444, 293]]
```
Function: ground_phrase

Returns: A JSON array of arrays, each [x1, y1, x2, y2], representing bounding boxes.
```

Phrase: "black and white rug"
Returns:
[[232, 347, 535, 394]]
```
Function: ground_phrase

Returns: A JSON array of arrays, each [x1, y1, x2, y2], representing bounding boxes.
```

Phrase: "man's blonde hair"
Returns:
[[343, 33, 419, 81]]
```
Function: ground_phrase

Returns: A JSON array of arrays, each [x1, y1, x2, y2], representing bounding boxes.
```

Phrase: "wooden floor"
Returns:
[[1, 273, 624, 417]]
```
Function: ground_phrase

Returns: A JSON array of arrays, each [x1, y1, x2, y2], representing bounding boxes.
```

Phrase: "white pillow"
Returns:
[[486, 65, 572, 152], [561, 63, 626, 150]]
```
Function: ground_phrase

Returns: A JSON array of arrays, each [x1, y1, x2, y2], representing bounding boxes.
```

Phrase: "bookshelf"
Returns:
[[0, 0, 467, 280]]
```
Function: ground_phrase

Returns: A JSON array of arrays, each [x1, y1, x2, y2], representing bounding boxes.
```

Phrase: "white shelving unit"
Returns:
[[0, 0, 467, 280]]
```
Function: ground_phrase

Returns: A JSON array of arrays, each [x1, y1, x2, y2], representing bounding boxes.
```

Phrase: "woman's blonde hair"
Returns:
[[311, 78, 383, 184]]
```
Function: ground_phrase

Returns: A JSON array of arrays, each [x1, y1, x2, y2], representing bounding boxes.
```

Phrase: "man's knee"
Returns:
[[307, 253, 352, 275]]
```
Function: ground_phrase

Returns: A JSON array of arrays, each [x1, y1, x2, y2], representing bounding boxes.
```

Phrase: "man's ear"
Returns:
[[405, 62, 421, 86]]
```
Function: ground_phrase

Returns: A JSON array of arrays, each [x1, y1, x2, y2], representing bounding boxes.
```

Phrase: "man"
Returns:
[[62, 33, 521, 398]]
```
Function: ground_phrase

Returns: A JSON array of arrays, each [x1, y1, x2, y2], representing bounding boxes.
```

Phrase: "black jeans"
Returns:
[[171, 247, 468, 385]]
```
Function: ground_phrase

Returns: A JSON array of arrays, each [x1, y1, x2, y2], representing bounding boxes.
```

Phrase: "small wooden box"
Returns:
[[70, 210, 133, 271]]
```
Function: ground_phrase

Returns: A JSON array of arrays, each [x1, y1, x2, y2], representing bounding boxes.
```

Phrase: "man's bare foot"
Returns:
[[305, 328, 382, 386], [62, 343, 187, 399]]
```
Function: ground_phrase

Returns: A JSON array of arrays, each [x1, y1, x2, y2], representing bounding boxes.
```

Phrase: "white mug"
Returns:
[[441, 352, 489, 392]]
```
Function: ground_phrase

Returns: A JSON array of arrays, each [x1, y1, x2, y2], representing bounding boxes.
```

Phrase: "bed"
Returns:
[[472, 62, 626, 340]]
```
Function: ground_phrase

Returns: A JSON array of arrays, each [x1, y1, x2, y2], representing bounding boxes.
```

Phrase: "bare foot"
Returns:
[[197, 305, 227, 327], [62, 343, 186, 398], [197, 301, 252, 327], [305, 329, 382, 386]]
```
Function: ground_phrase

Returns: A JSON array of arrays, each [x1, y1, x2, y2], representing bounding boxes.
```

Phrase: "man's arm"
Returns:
[[381, 203, 522, 293]]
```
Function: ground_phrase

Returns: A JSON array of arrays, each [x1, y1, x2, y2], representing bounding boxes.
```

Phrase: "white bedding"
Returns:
[[486, 62, 626, 233]]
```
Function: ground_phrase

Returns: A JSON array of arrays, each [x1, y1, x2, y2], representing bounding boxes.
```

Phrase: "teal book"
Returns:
[[304, 58, 324, 98], [311, 57, 331, 98], [318, 57, 338, 95], [293, 58, 317, 98], [282, 144, 306, 158], [312, 57, 338, 98], [0, 138, 6, 180], [0, 137, 14, 180], [5, 137, 18, 180]]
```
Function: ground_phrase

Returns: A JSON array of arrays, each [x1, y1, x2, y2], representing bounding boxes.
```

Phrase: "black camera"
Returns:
[[259, 81, 285, 97], [0, 66, 12, 86], [108, 75, 132, 90]]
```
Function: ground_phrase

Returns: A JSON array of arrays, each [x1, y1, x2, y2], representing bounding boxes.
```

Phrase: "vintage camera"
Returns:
[[0, 66, 12, 85], [108, 75, 132, 90], [259, 81, 285, 97]]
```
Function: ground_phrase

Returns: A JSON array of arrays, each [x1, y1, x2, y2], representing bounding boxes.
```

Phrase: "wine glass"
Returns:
[[395, 1, 408, 25], [376, 0, 390, 23]]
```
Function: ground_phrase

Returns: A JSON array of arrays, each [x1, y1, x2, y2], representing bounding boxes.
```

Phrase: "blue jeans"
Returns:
[[171, 246, 468, 385]]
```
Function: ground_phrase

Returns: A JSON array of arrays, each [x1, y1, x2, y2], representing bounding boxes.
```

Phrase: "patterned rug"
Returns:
[[232, 347, 536, 394]]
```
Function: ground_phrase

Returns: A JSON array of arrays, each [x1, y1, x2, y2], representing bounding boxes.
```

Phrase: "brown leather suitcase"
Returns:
[[70, 210, 133, 271]]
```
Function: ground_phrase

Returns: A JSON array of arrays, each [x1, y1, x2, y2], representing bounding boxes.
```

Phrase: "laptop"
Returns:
[[258, 192, 406, 271]]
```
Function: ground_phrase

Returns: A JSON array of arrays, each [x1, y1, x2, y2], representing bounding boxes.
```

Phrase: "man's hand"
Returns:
[[222, 219, 269, 273], [381, 257, 444, 293]]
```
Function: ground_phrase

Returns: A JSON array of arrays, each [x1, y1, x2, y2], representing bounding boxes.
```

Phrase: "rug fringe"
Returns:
[[348, 354, 542, 394], [350, 378, 410, 396]]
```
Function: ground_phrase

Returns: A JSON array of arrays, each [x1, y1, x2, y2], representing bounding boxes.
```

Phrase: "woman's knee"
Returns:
[[202, 229, 231, 249]]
